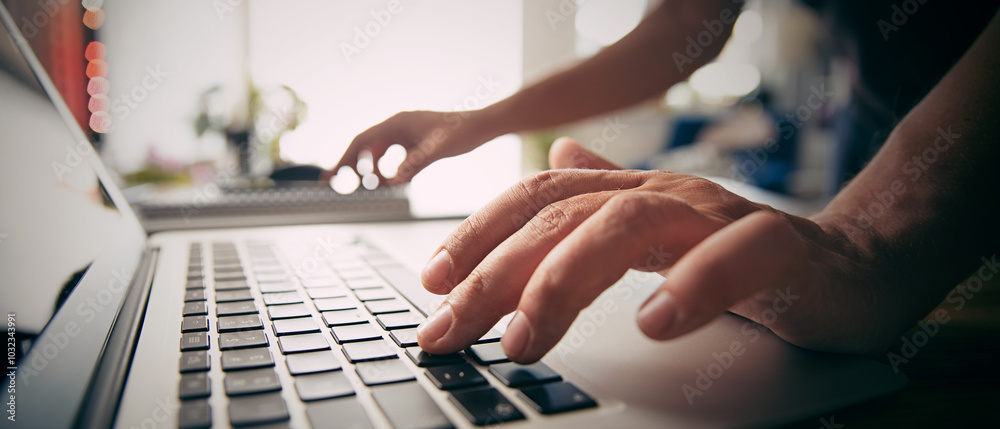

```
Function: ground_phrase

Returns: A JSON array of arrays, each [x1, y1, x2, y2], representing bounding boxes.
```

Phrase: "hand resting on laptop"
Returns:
[[412, 138, 907, 363], [331, 6, 1000, 364]]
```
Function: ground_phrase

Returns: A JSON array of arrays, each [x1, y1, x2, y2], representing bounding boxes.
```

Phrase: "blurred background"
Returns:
[[3, 0, 847, 206]]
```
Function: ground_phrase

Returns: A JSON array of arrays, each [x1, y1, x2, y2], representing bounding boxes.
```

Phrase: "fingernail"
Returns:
[[637, 291, 677, 339], [421, 248, 452, 289], [417, 303, 453, 344], [501, 311, 531, 360]]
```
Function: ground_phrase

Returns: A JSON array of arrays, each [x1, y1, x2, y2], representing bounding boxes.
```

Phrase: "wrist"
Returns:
[[469, 102, 517, 142]]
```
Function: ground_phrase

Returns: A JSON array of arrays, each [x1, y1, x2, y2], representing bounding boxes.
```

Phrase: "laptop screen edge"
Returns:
[[1, 4, 150, 428]]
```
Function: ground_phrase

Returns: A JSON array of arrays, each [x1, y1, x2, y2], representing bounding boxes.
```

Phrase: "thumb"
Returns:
[[548, 137, 622, 170]]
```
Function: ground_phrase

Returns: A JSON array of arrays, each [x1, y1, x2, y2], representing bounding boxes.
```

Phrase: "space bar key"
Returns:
[[371, 382, 454, 429]]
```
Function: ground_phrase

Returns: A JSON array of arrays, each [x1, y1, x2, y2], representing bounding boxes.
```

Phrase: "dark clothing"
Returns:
[[800, 0, 999, 191]]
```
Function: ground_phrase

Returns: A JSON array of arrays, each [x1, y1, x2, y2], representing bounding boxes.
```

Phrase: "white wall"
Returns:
[[101, 1, 247, 174], [101, 1, 524, 210]]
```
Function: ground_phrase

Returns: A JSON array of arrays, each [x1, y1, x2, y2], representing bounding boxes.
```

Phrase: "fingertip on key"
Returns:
[[501, 311, 533, 363], [417, 302, 454, 350]]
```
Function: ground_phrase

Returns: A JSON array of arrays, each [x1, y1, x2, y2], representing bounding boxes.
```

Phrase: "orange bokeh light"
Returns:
[[85, 41, 106, 61], [86, 59, 108, 78], [83, 9, 105, 30]]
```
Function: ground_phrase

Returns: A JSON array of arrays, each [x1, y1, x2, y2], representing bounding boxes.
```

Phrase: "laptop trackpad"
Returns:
[[544, 271, 907, 428]]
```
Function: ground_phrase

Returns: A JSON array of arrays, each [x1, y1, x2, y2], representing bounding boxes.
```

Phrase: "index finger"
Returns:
[[419, 169, 650, 294]]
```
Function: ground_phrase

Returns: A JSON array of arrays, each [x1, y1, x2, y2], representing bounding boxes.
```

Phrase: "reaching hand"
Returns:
[[415, 137, 904, 363], [328, 110, 496, 185]]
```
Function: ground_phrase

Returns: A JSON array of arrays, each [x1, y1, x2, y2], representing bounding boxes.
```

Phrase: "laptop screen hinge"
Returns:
[[74, 246, 160, 429]]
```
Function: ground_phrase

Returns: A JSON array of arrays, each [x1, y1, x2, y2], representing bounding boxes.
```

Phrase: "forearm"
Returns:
[[476, 0, 739, 138], [816, 11, 1000, 324]]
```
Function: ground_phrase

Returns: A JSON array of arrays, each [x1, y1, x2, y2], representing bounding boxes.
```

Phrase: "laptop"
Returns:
[[0, 6, 906, 428]]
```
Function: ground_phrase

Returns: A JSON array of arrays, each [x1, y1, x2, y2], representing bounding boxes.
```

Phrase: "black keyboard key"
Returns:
[[307, 286, 349, 299], [263, 291, 303, 306], [182, 302, 208, 316], [476, 329, 502, 344], [285, 350, 342, 375], [219, 330, 269, 350], [466, 342, 509, 365], [224, 368, 281, 396], [306, 397, 373, 429], [217, 301, 258, 316], [313, 297, 356, 312], [179, 372, 211, 399], [184, 289, 206, 302], [181, 316, 209, 333], [215, 290, 253, 302], [186, 279, 205, 290], [272, 317, 321, 336], [187, 270, 204, 280], [268, 303, 311, 319], [322, 309, 367, 327], [488, 362, 562, 387], [228, 392, 289, 427], [371, 382, 455, 429], [389, 328, 419, 347], [332, 323, 383, 344], [217, 314, 263, 332], [179, 351, 210, 373], [214, 279, 250, 291], [178, 399, 212, 429], [295, 371, 355, 401], [404, 346, 464, 367], [342, 340, 397, 363], [355, 359, 415, 386], [425, 363, 488, 391], [180, 333, 209, 351], [449, 387, 525, 425], [377, 311, 424, 330], [259, 282, 296, 293], [354, 287, 395, 301], [221, 348, 275, 371], [518, 382, 597, 414], [278, 333, 331, 354], [364, 299, 409, 315]]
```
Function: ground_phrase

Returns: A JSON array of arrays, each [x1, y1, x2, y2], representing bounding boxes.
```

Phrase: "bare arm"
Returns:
[[479, 0, 738, 136], [817, 8, 1000, 341], [335, 0, 739, 182]]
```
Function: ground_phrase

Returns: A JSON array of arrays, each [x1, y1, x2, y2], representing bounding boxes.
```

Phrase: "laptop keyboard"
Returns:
[[176, 239, 597, 428]]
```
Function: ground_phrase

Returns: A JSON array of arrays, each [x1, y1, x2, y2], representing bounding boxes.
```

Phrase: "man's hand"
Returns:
[[416, 138, 899, 363], [329, 110, 496, 185]]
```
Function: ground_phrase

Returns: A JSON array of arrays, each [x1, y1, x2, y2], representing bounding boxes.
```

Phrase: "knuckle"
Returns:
[[606, 192, 660, 231], [516, 170, 565, 210], [528, 202, 576, 236], [460, 271, 492, 304], [671, 175, 724, 196]]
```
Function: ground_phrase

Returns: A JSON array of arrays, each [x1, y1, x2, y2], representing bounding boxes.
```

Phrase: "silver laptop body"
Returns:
[[0, 5, 905, 428]]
